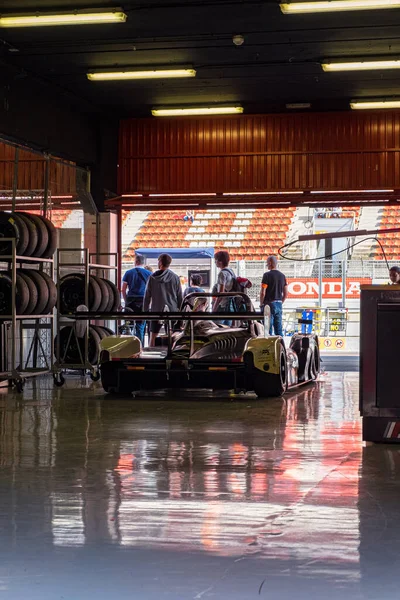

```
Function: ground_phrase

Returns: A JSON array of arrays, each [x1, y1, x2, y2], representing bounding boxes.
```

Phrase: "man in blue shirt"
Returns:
[[122, 254, 151, 344]]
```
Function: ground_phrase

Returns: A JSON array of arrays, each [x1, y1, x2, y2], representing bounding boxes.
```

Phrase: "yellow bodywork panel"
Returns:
[[244, 337, 282, 375], [100, 335, 141, 359]]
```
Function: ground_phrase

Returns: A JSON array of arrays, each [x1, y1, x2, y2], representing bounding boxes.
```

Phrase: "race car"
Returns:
[[98, 292, 320, 397]]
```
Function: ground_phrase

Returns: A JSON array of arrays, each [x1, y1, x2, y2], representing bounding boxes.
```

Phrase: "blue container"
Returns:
[[301, 310, 313, 334]]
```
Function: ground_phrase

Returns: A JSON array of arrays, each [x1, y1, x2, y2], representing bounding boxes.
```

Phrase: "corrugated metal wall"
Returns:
[[0, 141, 76, 194], [118, 112, 400, 194]]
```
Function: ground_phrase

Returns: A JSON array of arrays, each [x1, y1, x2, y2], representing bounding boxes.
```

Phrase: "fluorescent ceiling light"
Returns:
[[149, 193, 216, 197], [152, 107, 244, 117], [286, 103, 311, 109], [210, 201, 292, 206], [280, 0, 400, 12], [0, 9, 127, 28], [322, 60, 400, 72], [351, 100, 400, 109], [223, 191, 303, 196], [311, 189, 394, 193], [121, 194, 143, 198], [309, 199, 389, 203], [88, 69, 196, 81], [125, 203, 200, 207]]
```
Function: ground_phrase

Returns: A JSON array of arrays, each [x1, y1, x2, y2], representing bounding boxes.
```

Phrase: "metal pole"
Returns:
[[318, 260, 323, 307], [117, 209, 122, 291], [43, 156, 50, 217], [342, 258, 346, 309], [96, 212, 100, 265], [12, 148, 19, 213]]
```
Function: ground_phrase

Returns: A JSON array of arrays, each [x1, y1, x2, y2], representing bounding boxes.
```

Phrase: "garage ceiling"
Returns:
[[2, 0, 400, 117]]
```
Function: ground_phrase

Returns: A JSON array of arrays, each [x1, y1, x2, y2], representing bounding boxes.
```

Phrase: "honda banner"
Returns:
[[287, 278, 372, 299]]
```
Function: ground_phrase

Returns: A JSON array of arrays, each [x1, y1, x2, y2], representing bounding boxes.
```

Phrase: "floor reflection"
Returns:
[[0, 374, 363, 584]]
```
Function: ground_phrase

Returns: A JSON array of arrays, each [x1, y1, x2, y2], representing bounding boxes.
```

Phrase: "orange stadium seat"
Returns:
[[122, 207, 296, 261]]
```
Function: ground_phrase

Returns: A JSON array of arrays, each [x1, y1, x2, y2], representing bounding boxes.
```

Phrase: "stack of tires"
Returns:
[[59, 274, 120, 314], [0, 212, 57, 258], [0, 270, 57, 315], [55, 325, 114, 365], [0, 211, 58, 316]]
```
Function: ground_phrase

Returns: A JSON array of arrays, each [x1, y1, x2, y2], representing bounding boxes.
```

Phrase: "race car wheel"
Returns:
[[309, 345, 320, 380], [245, 343, 288, 398]]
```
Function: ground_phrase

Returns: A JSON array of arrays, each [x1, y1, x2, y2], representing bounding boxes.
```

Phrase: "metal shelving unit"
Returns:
[[0, 239, 54, 392], [54, 248, 118, 385]]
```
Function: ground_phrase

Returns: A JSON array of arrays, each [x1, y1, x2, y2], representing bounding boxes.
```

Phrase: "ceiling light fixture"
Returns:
[[124, 203, 200, 208], [0, 9, 127, 28], [151, 107, 244, 117], [308, 199, 390, 203], [88, 69, 196, 81], [280, 0, 400, 13], [311, 189, 394, 193], [149, 193, 217, 197], [209, 201, 292, 206], [351, 100, 400, 109], [286, 103, 311, 109], [322, 60, 400, 72], [223, 191, 303, 196]]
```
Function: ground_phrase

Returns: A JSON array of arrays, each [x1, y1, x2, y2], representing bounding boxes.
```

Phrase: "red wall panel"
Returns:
[[118, 112, 400, 194], [0, 141, 76, 195]]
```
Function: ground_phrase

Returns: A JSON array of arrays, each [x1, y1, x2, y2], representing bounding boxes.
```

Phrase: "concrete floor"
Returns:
[[0, 373, 398, 599]]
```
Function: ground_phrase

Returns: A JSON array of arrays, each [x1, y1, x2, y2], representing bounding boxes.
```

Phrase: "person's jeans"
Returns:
[[268, 302, 283, 336], [134, 320, 146, 345], [126, 298, 146, 345], [216, 299, 235, 327]]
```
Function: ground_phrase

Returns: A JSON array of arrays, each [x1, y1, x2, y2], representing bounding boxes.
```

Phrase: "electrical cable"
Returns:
[[278, 235, 391, 271]]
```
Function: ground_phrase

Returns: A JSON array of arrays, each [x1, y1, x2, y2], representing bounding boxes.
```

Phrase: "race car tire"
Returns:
[[15, 213, 38, 257], [90, 275, 110, 313], [245, 342, 287, 397], [37, 271, 57, 314], [59, 274, 102, 313], [90, 324, 110, 340], [18, 212, 49, 257], [20, 269, 48, 315], [104, 279, 120, 312], [309, 345, 320, 381], [54, 325, 101, 365], [17, 271, 39, 315], [100, 325, 115, 336], [39, 215, 58, 258], [0, 272, 30, 315], [102, 280, 115, 312], [0, 212, 29, 256]]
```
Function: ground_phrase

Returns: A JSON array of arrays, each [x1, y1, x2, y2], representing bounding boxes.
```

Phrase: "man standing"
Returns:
[[260, 255, 288, 336], [212, 250, 236, 326], [143, 253, 183, 346], [122, 253, 151, 344]]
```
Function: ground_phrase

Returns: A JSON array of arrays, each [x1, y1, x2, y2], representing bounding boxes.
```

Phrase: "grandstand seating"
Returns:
[[31, 209, 72, 228], [123, 208, 296, 261], [374, 207, 400, 260]]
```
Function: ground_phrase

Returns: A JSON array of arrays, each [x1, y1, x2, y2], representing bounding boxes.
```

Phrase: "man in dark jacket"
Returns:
[[143, 253, 183, 346]]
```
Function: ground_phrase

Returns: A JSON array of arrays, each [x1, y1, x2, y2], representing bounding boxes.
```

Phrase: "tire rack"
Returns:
[[54, 248, 119, 386], [0, 238, 54, 392]]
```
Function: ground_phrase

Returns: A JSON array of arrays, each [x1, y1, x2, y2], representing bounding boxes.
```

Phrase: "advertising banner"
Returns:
[[287, 278, 372, 299]]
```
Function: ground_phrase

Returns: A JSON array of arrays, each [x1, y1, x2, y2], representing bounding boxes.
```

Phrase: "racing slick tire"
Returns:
[[309, 344, 320, 381], [244, 341, 288, 398]]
